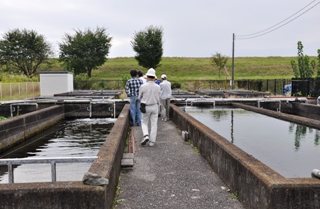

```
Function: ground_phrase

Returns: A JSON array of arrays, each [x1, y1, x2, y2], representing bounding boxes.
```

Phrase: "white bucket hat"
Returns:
[[146, 68, 156, 77], [161, 74, 167, 79]]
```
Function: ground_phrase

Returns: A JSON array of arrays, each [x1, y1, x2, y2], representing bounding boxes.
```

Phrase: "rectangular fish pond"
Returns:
[[184, 106, 320, 178], [0, 118, 116, 183]]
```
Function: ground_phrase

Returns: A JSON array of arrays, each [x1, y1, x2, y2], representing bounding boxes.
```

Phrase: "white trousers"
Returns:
[[141, 104, 158, 143]]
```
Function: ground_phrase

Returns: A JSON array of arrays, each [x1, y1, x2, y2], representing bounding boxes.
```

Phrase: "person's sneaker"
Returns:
[[162, 117, 169, 122], [149, 141, 155, 147], [141, 135, 149, 145]]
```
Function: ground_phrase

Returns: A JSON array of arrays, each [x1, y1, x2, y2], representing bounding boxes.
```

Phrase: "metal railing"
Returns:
[[0, 156, 97, 183]]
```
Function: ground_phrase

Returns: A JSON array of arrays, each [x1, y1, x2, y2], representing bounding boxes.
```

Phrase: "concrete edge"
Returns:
[[170, 104, 320, 209], [0, 105, 64, 153], [0, 104, 130, 209]]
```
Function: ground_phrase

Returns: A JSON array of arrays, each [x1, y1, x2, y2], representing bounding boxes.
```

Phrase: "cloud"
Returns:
[[0, 0, 319, 57]]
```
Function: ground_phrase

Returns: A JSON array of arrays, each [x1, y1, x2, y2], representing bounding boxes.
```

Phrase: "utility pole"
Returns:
[[232, 33, 235, 89]]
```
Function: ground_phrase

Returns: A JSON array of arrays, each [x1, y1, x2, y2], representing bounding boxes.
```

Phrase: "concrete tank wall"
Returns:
[[0, 105, 64, 153], [235, 102, 320, 130], [0, 104, 130, 209], [170, 104, 320, 209], [257, 100, 320, 121]]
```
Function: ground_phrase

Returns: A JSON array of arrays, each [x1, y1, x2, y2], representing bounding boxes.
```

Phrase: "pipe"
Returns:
[[10, 103, 39, 118], [114, 101, 116, 118], [89, 99, 92, 118], [312, 169, 320, 179], [174, 97, 309, 103], [87, 99, 92, 118], [276, 101, 281, 112]]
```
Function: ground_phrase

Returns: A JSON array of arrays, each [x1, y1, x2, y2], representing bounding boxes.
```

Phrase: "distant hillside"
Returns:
[[43, 56, 306, 80]]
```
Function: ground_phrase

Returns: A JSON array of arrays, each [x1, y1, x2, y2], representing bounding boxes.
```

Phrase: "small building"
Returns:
[[40, 72, 74, 97]]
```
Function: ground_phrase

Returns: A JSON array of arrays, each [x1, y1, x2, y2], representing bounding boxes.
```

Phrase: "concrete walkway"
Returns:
[[116, 119, 244, 209]]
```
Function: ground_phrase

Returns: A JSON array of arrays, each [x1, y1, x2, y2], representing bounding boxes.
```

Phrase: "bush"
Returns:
[[0, 72, 39, 82], [0, 116, 7, 121], [171, 82, 181, 89]]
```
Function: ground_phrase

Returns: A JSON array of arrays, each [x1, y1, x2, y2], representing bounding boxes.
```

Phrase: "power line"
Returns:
[[236, 1, 320, 40], [237, 1, 316, 37]]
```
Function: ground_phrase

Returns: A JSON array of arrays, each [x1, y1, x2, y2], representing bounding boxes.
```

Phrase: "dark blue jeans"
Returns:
[[129, 96, 141, 126]]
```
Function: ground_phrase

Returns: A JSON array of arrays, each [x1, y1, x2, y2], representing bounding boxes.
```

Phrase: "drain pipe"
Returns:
[[10, 105, 15, 118], [10, 103, 39, 117], [113, 101, 116, 118], [277, 101, 281, 112], [87, 99, 92, 118]]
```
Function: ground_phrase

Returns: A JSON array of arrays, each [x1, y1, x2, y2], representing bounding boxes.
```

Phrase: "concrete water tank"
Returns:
[[40, 72, 74, 96]]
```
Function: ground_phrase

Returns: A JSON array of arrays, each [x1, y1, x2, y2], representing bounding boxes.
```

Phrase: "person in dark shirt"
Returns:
[[125, 70, 143, 126]]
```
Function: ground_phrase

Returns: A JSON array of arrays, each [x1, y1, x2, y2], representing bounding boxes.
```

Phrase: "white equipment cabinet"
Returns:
[[40, 72, 74, 96]]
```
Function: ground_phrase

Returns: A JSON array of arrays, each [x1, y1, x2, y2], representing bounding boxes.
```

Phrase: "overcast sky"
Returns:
[[1, 0, 319, 58]]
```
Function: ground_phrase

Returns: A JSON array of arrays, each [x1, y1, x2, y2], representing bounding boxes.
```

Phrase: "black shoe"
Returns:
[[141, 135, 149, 145]]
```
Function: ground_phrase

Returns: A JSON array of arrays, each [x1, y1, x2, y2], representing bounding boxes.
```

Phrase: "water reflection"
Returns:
[[288, 123, 320, 150], [184, 106, 320, 178]]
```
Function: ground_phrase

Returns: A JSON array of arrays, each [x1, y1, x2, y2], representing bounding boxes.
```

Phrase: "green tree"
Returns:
[[291, 41, 316, 78], [210, 52, 228, 78], [316, 49, 320, 78], [59, 27, 112, 78], [0, 29, 52, 78], [131, 25, 163, 69]]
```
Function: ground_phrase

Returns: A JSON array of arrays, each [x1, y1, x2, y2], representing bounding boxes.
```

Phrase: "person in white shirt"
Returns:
[[159, 74, 172, 121], [137, 70, 147, 84], [139, 68, 161, 147]]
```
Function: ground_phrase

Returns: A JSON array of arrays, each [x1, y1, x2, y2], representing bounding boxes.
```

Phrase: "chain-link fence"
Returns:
[[170, 79, 291, 95], [0, 82, 40, 99], [292, 78, 320, 97], [74, 79, 292, 95], [3, 79, 312, 98]]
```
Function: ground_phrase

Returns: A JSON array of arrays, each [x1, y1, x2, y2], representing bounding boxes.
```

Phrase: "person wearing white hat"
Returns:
[[160, 74, 172, 121], [139, 68, 161, 147]]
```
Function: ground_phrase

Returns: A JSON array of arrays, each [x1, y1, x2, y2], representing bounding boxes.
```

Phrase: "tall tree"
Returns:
[[131, 25, 163, 69], [0, 29, 52, 78], [316, 49, 320, 78], [210, 52, 228, 78], [59, 27, 112, 78], [291, 41, 316, 78]]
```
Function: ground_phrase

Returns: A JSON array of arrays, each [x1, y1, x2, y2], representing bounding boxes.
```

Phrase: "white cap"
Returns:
[[161, 74, 167, 79], [146, 68, 156, 77]]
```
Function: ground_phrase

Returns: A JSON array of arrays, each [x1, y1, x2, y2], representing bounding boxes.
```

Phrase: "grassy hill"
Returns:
[[93, 56, 298, 80], [46, 56, 300, 81]]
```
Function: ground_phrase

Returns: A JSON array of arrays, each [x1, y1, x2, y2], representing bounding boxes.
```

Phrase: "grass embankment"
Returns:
[[93, 56, 297, 80], [45, 56, 298, 81]]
